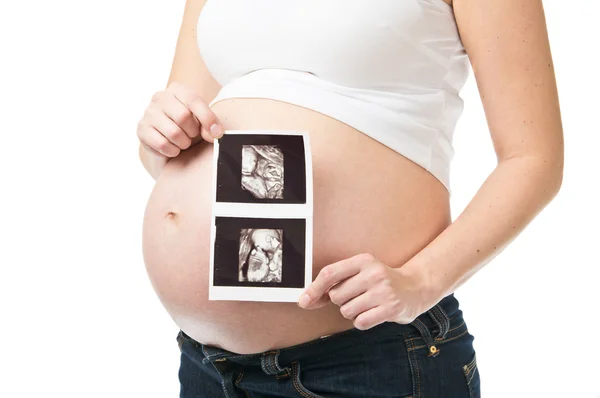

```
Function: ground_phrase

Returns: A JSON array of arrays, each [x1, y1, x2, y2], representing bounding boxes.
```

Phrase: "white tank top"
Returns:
[[197, 0, 471, 193]]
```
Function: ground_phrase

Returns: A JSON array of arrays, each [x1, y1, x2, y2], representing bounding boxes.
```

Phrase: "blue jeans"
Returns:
[[176, 294, 481, 397]]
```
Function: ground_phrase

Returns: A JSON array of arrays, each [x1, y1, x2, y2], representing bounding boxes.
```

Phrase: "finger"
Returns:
[[146, 108, 192, 150], [299, 253, 373, 309], [339, 290, 378, 321], [140, 140, 166, 159], [138, 122, 181, 157], [327, 273, 369, 307], [300, 292, 330, 310], [353, 306, 389, 331], [162, 96, 201, 140], [169, 82, 222, 141]]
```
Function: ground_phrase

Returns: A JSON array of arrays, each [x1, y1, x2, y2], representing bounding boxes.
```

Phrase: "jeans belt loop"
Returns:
[[260, 350, 290, 376], [428, 304, 451, 340]]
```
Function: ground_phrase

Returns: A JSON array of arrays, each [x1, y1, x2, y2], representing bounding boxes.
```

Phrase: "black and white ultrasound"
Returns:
[[241, 145, 284, 200], [214, 133, 307, 205], [210, 131, 313, 302], [239, 228, 283, 283]]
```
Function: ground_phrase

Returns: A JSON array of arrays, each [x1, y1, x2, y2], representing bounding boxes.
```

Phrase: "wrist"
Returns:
[[397, 259, 447, 306]]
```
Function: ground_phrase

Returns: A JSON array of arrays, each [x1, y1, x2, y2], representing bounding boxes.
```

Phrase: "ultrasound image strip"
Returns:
[[209, 130, 313, 302]]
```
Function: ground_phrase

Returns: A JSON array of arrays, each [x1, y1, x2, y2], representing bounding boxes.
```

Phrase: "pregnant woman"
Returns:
[[138, 1, 564, 397]]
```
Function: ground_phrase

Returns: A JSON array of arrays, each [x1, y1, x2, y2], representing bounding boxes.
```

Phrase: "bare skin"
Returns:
[[139, 0, 563, 354]]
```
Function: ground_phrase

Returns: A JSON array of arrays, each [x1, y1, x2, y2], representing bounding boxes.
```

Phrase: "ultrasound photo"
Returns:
[[211, 216, 307, 291], [209, 131, 313, 302], [239, 229, 283, 283], [241, 145, 284, 199], [214, 133, 307, 204]]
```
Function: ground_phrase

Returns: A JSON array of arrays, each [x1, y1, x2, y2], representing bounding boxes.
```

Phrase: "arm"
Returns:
[[404, 0, 564, 298], [298, 0, 564, 327], [139, 0, 221, 178]]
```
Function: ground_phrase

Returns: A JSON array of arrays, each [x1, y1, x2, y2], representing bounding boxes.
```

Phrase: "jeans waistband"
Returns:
[[199, 293, 460, 370]]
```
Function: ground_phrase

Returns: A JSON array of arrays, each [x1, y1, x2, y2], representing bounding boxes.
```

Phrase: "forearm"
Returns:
[[404, 155, 563, 299]]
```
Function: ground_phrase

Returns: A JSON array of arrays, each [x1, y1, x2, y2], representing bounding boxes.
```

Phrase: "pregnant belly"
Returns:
[[141, 98, 451, 354]]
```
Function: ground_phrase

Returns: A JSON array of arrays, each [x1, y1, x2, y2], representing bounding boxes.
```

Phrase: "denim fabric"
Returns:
[[176, 293, 481, 398]]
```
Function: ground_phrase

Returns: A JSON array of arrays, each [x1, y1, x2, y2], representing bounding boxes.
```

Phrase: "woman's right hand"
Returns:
[[137, 81, 223, 160]]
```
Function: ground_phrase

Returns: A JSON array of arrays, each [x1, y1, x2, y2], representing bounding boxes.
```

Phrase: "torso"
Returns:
[[142, 98, 452, 354]]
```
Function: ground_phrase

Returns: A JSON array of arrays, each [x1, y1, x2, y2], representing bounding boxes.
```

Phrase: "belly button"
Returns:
[[165, 211, 179, 222]]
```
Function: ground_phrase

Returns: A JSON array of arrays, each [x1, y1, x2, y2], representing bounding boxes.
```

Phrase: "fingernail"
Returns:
[[209, 123, 222, 138], [298, 294, 311, 308]]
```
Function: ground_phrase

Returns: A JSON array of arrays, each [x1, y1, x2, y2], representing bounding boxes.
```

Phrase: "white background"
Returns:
[[0, 1, 598, 397]]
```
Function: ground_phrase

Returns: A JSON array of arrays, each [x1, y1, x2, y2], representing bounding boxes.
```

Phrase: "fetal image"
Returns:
[[241, 145, 284, 199], [215, 134, 307, 204], [239, 228, 283, 283]]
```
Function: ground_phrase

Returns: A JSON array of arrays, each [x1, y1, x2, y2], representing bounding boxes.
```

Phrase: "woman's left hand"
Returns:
[[297, 253, 440, 330]]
